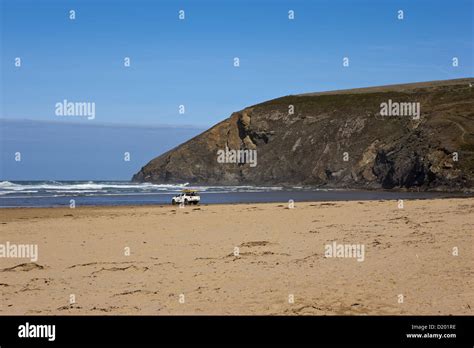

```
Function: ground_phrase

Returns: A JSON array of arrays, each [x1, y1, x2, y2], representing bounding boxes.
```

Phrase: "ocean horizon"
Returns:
[[0, 180, 471, 208]]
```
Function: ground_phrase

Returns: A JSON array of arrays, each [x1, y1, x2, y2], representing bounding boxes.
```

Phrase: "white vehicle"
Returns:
[[171, 190, 200, 205]]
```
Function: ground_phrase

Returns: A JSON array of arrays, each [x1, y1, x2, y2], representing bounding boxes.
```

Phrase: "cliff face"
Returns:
[[132, 78, 474, 190]]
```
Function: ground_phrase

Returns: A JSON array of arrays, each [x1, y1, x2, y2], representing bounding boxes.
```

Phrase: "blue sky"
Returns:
[[0, 119, 203, 180], [1, 0, 472, 128]]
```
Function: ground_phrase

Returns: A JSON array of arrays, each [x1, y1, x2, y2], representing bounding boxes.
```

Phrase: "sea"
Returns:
[[0, 181, 471, 208]]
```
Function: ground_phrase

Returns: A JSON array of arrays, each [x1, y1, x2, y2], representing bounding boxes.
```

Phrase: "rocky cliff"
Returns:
[[132, 78, 474, 190]]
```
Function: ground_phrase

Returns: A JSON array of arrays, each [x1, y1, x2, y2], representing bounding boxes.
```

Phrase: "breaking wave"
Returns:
[[0, 181, 283, 198]]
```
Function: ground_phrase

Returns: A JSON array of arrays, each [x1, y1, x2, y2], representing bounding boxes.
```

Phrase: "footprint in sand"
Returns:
[[67, 261, 141, 269], [0, 263, 44, 272], [239, 241, 271, 247], [91, 265, 149, 275]]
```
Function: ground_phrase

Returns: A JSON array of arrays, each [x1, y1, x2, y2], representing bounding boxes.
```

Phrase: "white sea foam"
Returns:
[[0, 181, 285, 197]]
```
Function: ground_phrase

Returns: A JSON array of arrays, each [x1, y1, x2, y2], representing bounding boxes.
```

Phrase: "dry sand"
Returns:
[[0, 198, 473, 315]]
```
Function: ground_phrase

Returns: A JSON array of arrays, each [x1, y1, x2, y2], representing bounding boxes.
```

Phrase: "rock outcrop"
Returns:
[[133, 78, 474, 191]]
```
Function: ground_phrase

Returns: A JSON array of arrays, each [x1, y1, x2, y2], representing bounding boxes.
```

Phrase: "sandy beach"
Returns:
[[0, 198, 472, 315]]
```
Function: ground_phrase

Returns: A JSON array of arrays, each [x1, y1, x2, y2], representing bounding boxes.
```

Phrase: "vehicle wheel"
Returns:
[[172, 200, 176, 205], [184, 199, 189, 205]]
